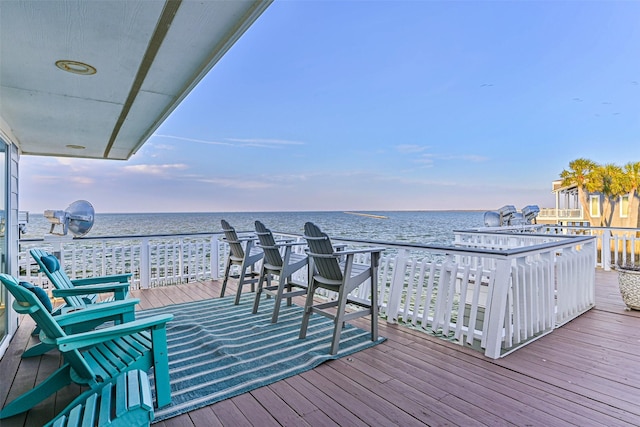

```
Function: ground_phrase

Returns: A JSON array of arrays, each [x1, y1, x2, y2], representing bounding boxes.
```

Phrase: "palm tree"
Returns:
[[591, 163, 625, 227], [623, 161, 640, 228], [560, 158, 597, 225]]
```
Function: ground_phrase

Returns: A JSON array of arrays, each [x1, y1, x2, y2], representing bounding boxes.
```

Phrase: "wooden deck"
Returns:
[[2, 270, 639, 426]]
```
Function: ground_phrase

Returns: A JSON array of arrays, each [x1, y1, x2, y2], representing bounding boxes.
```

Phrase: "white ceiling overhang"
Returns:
[[0, 0, 272, 160]]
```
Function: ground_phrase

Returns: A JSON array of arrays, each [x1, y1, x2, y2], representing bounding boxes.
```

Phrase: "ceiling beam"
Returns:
[[104, 0, 182, 158]]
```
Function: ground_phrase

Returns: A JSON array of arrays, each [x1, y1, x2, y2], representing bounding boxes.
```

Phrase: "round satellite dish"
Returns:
[[44, 200, 95, 237], [484, 211, 500, 227], [66, 200, 95, 237], [511, 212, 525, 226]]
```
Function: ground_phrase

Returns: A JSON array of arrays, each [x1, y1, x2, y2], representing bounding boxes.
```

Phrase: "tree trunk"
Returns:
[[604, 196, 616, 227], [577, 187, 593, 225], [630, 190, 640, 231]]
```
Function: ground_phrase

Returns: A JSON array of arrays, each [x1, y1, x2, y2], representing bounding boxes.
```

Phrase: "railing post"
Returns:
[[386, 249, 408, 323], [602, 231, 611, 271], [484, 257, 511, 359], [140, 237, 150, 289], [210, 236, 219, 280], [101, 241, 107, 276], [179, 238, 185, 282]]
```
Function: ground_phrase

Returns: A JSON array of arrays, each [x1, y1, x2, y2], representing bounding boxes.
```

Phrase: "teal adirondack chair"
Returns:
[[0, 274, 173, 419], [300, 222, 384, 355], [21, 295, 139, 358], [252, 220, 308, 323], [30, 248, 132, 312], [44, 370, 154, 427], [25, 248, 138, 357], [220, 220, 264, 304]]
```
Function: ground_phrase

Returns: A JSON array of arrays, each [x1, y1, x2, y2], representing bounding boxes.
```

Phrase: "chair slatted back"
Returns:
[[303, 222, 343, 282], [44, 370, 154, 427], [30, 248, 87, 308], [221, 219, 246, 260], [255, 221, 283, 268], [0, 274, 95, 379]]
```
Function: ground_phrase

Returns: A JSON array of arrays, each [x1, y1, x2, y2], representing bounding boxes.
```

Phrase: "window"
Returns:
[[620, 195, 630, 218], [589, 195, 600, 217], [0, 141, 5, 345]]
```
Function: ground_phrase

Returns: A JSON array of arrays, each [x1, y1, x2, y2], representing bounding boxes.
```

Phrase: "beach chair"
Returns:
[[21, 292, 139, 358], [300, 222, 384, 355], [0, 274, 173, 419], [220, 219, 264, 305], [30, 248, 132, 311], [252, 220, 308, 322], [44, 370, 154, 427]]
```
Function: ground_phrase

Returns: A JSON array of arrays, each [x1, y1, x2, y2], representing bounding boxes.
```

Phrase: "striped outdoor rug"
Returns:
[[138, 293, 385, 422]]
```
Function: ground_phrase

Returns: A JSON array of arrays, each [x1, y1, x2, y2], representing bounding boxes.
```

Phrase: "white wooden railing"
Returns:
[[538, 208, 583, 221], [454, 224, 640, 271], [370, 234, 596, 358], [19, 233, 225, 289], [537, 225, 639, 270], [19, 229, 597, 359]]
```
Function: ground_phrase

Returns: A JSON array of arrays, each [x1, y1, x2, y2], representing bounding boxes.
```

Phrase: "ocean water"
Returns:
[[21, 211, 485, 245]]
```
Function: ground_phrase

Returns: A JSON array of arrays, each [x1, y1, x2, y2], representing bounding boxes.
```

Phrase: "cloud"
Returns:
[[196, 177, 273, 190], [414, 155, 435, 166], [154, 134, 304, 149], [148, 143, 176, 151], [225, 138, 305, 147], [410, 153, 488, 165], [69, 176, 95, 185], [153, 134, 233, 146], [122, 164, 189, 175], [395, 144, 429, 153], [394, 145, 487, 165], [439, 154, 489, 162]]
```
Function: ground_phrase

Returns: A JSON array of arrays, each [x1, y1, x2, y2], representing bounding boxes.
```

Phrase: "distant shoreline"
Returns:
[[24, 209, 488, 216], [343, 211, 388, 219]]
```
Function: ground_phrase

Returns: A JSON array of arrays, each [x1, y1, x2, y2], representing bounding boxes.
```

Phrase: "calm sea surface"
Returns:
[[22, 211, 484, 245]]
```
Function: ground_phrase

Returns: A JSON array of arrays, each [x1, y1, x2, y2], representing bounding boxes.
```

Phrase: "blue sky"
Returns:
[[20, 0, 640, 214]]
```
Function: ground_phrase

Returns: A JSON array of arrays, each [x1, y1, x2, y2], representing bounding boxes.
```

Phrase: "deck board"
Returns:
[[2, 269, 640, 426]]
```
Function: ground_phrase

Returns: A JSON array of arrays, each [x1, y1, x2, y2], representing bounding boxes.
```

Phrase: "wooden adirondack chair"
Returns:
[[30, 248, 132, 311], [300, 222, 384, 355], [21, 296, 139, 358], [44, 370, 154, 427], [252, 220, 308, 323], [25, 248, 138, 357], [0, 274, 173, 419], [220, 219, 264, 305]]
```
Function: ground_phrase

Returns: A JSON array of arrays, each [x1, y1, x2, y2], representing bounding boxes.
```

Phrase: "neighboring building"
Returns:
[[0, 0, 272, 359], [538, 180, 638, 228]]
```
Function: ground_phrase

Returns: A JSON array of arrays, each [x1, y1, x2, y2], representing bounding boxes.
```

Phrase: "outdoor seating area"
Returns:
[[0, 274, 173, 423], [2, 221, 387, 425], [2, 269, 639, 426], [222, 219, 383, 355], [2, 220, 638, 425]]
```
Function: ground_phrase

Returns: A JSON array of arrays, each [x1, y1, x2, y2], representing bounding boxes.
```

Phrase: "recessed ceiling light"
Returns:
[[66, 144, 86, 150], [55, 60, 96, 75]]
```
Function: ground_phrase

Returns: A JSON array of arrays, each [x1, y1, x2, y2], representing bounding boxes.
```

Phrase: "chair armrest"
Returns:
[[274, 238, 295, 243], [52, 282, 129, 297], [54, 299, 140, 327], [307, 247, 385, 258], [259, 241, 306, 250], [236, 236, 258, 242], [56, 314, 173, 352], [332, 247, 385, 256], [278, 241, 307, 247], [71, 274, 131, 285]]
